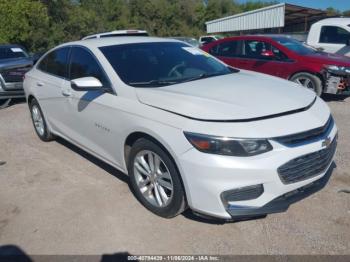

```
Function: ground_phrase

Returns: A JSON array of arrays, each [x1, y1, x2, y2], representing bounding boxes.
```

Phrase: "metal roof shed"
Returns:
[[206, 3, 328, 34]]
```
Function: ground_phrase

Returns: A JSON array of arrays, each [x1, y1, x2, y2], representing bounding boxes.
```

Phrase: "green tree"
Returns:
[[0, 0, 50, 52]]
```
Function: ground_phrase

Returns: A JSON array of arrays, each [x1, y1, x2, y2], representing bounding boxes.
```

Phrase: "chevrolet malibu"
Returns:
[[23, 37, 337, 220]]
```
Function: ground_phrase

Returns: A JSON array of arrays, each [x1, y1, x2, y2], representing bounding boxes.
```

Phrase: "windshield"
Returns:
[[100, 42, 234, 87], [0, 46, 28, 60], [272, 37, 317, 55]]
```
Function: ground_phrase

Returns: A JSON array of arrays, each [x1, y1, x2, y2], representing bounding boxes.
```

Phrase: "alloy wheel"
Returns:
[[133, 150, 174, 207], [294, 77, 316, 92], [31, 104, 45, 136]]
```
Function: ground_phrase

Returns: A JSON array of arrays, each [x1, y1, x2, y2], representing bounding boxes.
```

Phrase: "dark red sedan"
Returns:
[[202, 35, 350, 96]]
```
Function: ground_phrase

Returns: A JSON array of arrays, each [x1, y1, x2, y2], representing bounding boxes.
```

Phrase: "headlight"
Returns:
[[325, 65, 350, 75], [184, 132, 272, 156]]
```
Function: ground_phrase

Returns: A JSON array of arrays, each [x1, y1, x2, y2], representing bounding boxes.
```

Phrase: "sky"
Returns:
[[237, 0, 350, 11]]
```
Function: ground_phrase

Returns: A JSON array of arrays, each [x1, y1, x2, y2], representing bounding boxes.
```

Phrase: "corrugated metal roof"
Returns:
[[206, 3, 285, 33], [205, 3, 328, 34]]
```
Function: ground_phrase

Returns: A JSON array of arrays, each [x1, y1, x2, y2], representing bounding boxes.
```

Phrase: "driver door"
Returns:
[[61, 46, 122, 166]]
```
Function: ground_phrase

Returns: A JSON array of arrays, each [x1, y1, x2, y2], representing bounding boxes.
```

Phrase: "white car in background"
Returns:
[[307, 18, 350, 56], [23, 37, 337, 220]]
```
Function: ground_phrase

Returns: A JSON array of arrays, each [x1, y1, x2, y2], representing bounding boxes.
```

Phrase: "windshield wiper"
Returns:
[[129, 79, 178, 87]]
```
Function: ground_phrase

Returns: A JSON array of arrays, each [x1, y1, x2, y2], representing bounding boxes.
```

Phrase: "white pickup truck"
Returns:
[[307, 18, 350, 56]]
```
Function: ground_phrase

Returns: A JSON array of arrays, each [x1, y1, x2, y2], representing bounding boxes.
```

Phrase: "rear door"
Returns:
[[32, 47, 71, 134]]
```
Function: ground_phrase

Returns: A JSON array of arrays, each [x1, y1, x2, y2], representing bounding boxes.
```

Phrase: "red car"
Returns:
[[202, 35, 350, 96]]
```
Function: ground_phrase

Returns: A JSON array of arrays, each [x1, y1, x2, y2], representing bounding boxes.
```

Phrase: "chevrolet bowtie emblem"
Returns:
[[322, 137, 332, 148]]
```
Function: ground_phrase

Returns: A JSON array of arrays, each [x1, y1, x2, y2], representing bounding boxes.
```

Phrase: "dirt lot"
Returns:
[[0, 96, 349, 256]]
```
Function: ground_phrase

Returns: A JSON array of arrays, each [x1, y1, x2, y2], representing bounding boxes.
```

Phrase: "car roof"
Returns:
[[82, 30, 149, 40], [313, 18, 350, 26], [219, 35, 277, 41], [59, 36, 182, 49]]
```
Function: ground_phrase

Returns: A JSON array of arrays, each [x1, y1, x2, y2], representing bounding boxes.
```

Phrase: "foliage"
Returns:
[[0, 0, 349, 53]]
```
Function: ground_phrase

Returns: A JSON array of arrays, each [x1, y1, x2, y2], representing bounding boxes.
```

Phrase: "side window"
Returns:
[[320, 26, 350, 44], [244, 40, 288, 60], [69, 47, 109, 86], [37, 47, 69, 78], [244, 40, 270, 59], [210, 40, 244, 57], [271, 45, 289, 61]]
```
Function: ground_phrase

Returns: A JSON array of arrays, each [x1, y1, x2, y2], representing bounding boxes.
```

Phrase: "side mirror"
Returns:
[[71, 77, 103, 91], [261, 50, 274, 57], [316, 47, 324, 52]]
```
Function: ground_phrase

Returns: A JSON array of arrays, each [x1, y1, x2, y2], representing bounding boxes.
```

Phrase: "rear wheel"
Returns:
[[0, 98, 11, 109], [128, 138, 186, 218], [290, 72, 322, 96], [30, 99, 55, 141]]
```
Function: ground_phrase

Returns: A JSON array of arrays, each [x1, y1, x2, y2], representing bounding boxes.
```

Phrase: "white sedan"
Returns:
[[23, 37, 337, 220]]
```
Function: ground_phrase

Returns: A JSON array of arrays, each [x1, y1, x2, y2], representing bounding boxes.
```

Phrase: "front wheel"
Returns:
[[290, 72, 323, 96], [128, 138, 187, 218]]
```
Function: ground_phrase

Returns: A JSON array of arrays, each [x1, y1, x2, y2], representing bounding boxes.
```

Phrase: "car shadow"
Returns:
[[0, 97, 26, 110], [322, 93, 350, 102], [56, 137, 129, 184], [0, 244, 137, 261]]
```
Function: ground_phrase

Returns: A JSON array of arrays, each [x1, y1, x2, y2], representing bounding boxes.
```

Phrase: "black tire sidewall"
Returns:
[[128, 138, 186, 218], [291, 73, 322, 96]]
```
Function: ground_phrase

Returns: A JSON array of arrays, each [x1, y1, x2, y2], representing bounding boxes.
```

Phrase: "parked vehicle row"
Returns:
[[23, 36, 337, 220]]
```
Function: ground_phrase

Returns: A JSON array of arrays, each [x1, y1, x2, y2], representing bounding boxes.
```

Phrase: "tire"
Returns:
[[29, 98, 55, 142], [0, 98, 11, 109], [128, 138, 187, 218], [290, 72, 323, 96]]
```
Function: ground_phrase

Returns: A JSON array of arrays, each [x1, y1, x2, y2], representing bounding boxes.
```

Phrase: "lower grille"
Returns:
[[278, 138, 337, 184], [221, 184, 264, 205]]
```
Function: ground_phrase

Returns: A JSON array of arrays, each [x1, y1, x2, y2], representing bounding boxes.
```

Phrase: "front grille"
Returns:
[[0, 66, 30, 83], [274, 116, 334, 146], [278, 138, 337, 184]]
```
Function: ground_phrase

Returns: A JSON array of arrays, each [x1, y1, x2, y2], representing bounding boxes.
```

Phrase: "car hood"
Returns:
[[0, 57, 33, 71], [304, 52, 350, 66], [136, 71, 316, 121]]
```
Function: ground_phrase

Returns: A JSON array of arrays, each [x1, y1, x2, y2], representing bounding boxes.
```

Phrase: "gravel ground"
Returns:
[[0, 96, 349, 256]]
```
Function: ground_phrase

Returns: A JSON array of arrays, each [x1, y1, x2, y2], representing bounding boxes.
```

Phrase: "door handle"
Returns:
[[62, 89, 72, 97], [36, 82, 43, 87]]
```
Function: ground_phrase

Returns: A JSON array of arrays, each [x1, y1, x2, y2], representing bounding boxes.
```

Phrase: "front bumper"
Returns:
[[0, 90, 25, 99], [225, 165, 333, 219], [0, 81, 24, 99], [178, 121, 338, 219]]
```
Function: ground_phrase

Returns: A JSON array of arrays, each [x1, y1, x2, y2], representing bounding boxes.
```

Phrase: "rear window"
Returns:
[[210, 40, 244, 57], [37, 47, 69, 78], [0, 47, 28, 59]]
